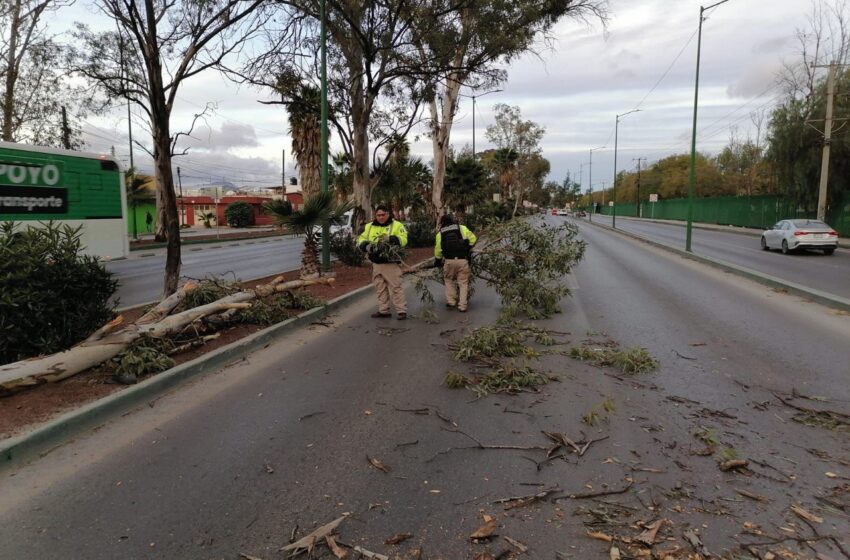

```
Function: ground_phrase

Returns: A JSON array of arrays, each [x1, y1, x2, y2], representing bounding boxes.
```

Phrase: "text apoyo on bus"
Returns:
[[0, 163, 61, 186]]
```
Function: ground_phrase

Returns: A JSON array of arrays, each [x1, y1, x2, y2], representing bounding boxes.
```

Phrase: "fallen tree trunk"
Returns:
[[0, 276, 333, 395]]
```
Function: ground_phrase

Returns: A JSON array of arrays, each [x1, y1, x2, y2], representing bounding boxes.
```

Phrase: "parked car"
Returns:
[[551, 208, 557, 216], [312, 210, 354, 239], [576, 210, 587, 217], [556, 209, 569, 216], [761, 219, 839, 255]]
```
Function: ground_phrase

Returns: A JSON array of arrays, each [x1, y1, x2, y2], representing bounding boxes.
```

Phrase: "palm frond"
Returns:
[[274, 191, 352, 233]]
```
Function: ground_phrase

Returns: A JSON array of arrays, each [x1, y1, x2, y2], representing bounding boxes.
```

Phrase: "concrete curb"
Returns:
[[0, 284, 374, 469], [581, 219, 850, 313]]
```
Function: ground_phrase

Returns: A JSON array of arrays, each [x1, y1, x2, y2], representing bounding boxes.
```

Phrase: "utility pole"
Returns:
[[281, 149, 286, 191], [816, 62, 838, 222], [686, 0, 730, 252], [633, 157, 646, 217], [320, 0, 330, 272], [588, 146, 606, 222], [460, 89, 500, 160], [61, 106, 71, 149]]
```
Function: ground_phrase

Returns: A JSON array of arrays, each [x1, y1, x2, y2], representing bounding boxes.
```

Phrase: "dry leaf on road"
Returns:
[[470, 519, 499, 540], [384, 532, 414, 545], [367, 455, 390, 473]]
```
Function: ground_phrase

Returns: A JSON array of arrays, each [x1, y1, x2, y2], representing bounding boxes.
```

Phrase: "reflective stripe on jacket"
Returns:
[[357, 218, 409, 247]]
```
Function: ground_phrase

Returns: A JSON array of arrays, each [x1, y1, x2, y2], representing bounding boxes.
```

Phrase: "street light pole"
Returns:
[[320, 0, 330, 272], [460, 89, 501, 159], [686, 0, 729, 251], [613, 109, 640, 229], [588, 146, 606, 222]]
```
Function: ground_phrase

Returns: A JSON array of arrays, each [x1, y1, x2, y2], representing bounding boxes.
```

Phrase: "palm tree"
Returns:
[[266, 191, 351, 278], [282, 82, 321, 199], [125, 170, 155, 239], [492, 148, 519, 200]]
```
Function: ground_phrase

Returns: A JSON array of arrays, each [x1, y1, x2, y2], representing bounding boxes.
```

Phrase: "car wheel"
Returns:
[[760, 237, 769, 251], [824, 248, 835, 256], [781, 239, 790, 254]]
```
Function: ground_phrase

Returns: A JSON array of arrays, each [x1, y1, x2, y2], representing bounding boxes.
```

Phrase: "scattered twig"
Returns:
[[298, 411, 325, 421], [567, 482, 634, 500], [503, 536, 529, 553], [280, 515, 346, 554], [735, 488, 769, 502], [494, 487, 561, 510], [352, 546, 389, 560]]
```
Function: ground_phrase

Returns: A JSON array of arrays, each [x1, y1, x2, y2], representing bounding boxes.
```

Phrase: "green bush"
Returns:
[[0, 222, 118, 364], [404, 220, 434, 248], [329, 231, 365, 266], [224, 201, 253, 228]]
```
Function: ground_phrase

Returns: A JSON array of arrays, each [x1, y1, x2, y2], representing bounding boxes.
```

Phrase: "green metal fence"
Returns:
[[597, 193, 850, 236]]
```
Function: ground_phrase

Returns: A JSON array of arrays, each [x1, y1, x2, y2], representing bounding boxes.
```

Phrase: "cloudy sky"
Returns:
[[64, 0, 821, 190]]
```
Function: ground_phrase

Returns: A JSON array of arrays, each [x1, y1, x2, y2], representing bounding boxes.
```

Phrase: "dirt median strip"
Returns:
[[580, 218, 850, 313], [0, 284, 375, 470]]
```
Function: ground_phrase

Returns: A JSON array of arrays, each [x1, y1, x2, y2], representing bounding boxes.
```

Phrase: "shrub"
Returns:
[[329, 230, 364, 266], [224, 201, 253, 228], [405, 220, 434, 248], [0, 222, 118, 364]]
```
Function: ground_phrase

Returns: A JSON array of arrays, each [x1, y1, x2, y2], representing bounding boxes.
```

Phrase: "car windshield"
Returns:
[[791, 219, 829, 228]]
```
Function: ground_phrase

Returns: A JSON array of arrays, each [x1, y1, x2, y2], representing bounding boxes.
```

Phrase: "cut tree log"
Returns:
[[0, 277, 334, 396]]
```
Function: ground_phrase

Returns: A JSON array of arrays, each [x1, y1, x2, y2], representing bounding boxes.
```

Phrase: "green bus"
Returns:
[[0, 141, 128, 259]]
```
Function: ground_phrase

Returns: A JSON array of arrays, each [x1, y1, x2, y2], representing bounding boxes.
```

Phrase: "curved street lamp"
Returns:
[[613, 109, 640, 229]]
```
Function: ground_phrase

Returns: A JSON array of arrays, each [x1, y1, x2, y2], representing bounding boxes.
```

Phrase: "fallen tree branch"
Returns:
[[0, 277, 333, 395]]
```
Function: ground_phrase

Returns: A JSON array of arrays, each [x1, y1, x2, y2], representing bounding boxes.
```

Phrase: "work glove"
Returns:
[[389, 235, 401, 246], [358, 241, 369, 252]]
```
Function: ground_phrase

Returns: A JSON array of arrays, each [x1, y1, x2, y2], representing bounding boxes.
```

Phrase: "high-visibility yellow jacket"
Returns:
[[358, 219, 408, 263], [435, 224, 477, 259]]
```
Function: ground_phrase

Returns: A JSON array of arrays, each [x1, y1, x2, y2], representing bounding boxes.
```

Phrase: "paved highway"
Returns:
[[581, 214, 850, 300], [3, 217, 848, 558], [106, 236, 306, 307]]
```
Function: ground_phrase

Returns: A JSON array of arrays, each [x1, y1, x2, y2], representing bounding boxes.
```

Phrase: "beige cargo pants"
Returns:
[[443, 258, 471, 311], [372, 263, 407, 314]]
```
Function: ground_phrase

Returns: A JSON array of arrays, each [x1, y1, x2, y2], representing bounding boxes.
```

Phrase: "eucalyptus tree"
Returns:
[[71, 0, 272, 295], [0, 0, 83, 146], [418, 0, 607, 220]]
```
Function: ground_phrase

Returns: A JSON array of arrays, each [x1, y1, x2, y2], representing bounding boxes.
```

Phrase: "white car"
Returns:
[[556, 209, 569, 216], [761, 219, 839, 255], [311, 210, 354, 239]]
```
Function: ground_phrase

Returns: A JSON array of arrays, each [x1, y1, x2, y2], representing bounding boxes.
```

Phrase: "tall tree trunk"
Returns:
[[2, 0, 22, 141], [143, 0, 181, 296], [429, 48, 466, 226], [350, 94, 372, 233], [155, 177, 167, 241], [152, 123, 182, 295], [294, 115, 321, 199]]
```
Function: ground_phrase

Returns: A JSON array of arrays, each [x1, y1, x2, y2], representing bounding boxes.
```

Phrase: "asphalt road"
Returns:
[[583, 214, 850, 300], [2, 217, 849, 558], [106, 236, 306, 307]]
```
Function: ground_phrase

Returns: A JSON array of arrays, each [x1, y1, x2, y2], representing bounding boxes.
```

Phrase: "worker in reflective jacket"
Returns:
[[434, 214, 477, 312], [357, 204, 409, 320]]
